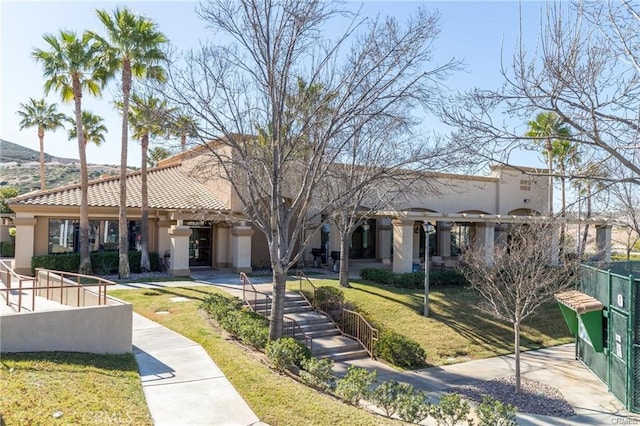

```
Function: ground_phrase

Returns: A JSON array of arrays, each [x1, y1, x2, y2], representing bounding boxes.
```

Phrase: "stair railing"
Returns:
[[240, 272, 271, 317], [241, 272, 313, 349], [296, 270, 378, 358]]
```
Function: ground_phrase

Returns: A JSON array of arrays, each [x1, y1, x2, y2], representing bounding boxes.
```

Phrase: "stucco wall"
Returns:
[[0, 300, 132, 354]]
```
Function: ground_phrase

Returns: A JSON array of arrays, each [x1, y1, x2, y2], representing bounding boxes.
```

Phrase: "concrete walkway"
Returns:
[[132, 312, 264, 426], [117, 269, 640, 425]]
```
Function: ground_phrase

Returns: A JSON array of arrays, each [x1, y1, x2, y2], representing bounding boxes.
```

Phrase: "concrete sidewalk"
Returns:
[[132, 313, 264, 426], [334, 344, 640, 425]]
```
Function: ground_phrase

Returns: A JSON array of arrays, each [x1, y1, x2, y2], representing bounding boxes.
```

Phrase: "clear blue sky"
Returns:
[[1, 0, 545, 167]]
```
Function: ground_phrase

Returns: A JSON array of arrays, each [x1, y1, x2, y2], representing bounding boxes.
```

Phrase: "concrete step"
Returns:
[[303, 328, 342, 339], [284, 311, 330, 325], [318, 349, 370, 362], [311, 335, 363, 356]]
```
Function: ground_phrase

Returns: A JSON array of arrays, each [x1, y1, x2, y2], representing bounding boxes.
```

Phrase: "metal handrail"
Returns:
[[240, 272, 272, 316], [0, 265, 115, 313], [240, 272, 313, 349], [296, 270, 379, 358]]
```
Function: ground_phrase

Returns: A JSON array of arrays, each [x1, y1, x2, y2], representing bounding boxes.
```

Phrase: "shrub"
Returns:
[[315, 286, 344, 318], [476, 395, 517, 426], [360, 268, 467, 288], [375, 331, 426, 369], [429, 393, 473, 426], [1, 241, 15, 257], [265, 337, 311, 372], [371, 379, 415, 417], [238, 319, 270, 349], [396, 389, 432, 424], [200, 293, 244, 322], [300, 357, 335, 391], [334, 365, 377, 405], [31, 251, 162, 275]]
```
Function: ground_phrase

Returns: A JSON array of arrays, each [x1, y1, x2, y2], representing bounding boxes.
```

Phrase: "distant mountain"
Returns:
[[0, 139, 120, 194], [0, 139, 77, 164]]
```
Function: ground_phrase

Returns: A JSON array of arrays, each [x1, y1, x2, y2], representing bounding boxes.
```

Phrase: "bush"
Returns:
[[300, 357, 335, 391], [334, 365, 377, 405], [429, 393, 472, 426], [1, 241, 15, 257], [31, 251, 162, 275], [476, 395, 517, 426], [265, 337, 311, 372], [238, 319, 270, 349], [371, 379, 415, 417], [360, 268, 467, 288], [315, 286, 344, 318], [375, 331, 426, 369], [396, 389, 432, 424], [201, 293, 244, 322]]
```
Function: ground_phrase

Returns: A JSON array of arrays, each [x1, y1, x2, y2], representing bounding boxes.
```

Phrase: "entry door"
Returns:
[[189, 227, 212, 267]]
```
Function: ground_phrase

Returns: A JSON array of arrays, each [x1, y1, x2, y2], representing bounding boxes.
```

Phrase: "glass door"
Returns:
[[189, 227, 212, 267]]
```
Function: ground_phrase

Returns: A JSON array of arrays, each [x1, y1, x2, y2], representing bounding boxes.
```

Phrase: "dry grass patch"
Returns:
[[0, 352, 151, 425]]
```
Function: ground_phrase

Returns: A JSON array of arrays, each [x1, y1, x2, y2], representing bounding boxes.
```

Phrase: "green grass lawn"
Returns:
[[109, 285, 401, 426], [304, 278, 572, 366], [0, 352, 152, 425]]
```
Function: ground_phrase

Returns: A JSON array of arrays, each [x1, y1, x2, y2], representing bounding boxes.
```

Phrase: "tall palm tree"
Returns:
[[147, 146, 172, 167], [525, 112, 571, 216], [67, 111, 107, 147], [96, 7, 167, 279], [171, 113, 197, 152], [33, 30, 109, 274], [17, 98, 66, 190], [551, 139, 579, 256], [128, 93, 170, 271]]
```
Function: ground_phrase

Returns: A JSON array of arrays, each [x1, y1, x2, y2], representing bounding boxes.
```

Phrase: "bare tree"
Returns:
[[164, 0, 459, 339], [457, 221, 580, 393], [441, 1, 640, 190], [610, 178, 640, 260]]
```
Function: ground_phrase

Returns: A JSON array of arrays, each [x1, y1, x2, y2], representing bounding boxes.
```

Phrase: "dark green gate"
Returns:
[[560, 262, 639, 413]]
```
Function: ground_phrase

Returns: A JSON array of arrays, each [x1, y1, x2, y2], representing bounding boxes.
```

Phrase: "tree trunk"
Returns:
[[140, 134, 151, 272], [580, 185, 593, 257], [559, 170, 566, 259], [73, 78, 91, 275], [514, 321, 521, 393], [546, 140, 554, 217], [118, 62, 132, 279], [38, 127, 46, 190], [269, 264, 287, 340], [338, 231, 351, 288]]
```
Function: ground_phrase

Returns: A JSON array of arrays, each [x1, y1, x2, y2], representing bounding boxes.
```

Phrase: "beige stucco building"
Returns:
[[8, 145, 612, 277]]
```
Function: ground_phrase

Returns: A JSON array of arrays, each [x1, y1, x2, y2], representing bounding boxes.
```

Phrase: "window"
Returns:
[[48, 219, 139, 253], [520, 179, 532, 191], [450, 223, 471, 256]]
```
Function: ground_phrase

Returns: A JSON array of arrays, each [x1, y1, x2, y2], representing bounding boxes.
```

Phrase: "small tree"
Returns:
[[457, 221, 579, 393]]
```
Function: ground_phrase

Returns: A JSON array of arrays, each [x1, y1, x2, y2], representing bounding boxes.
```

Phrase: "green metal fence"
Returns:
[[577, 263, 639, 413]]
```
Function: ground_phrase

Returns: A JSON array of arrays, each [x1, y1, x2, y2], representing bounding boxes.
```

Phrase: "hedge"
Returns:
[[359, 268, 467, 288], [31, 251, 161, 275], [1, 241, 15, 257]]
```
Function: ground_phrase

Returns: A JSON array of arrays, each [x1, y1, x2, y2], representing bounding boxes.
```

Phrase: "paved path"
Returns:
[[117, 270, 640, 425], [132, 313, 264, 426]]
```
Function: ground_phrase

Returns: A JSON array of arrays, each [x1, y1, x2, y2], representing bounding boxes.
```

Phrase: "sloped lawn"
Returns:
[[306, 278, 572, 366], [110, 285, 401, 426]]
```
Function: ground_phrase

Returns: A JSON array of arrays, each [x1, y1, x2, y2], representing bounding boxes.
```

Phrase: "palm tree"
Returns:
[[17, 98, 66, 190], [551, 139, 579, 256], [67, 111, 107, 147], [147, 146, 172, 167], [96, 7, 167, 279], [33, 30, 109, 274], [128, 93, 170, 271], [525, 112, 571, 216], [171, 113, 197, 152]]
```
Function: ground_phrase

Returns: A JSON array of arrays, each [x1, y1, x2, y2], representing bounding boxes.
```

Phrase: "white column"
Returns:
[[230, 223, 254, 273], [392, 219, 414, 273], [378, 218, 392, 262], [168, 225, 192, 276], [475, 222, 495, 266], [438, 221, 452, 257], [596, 224, 612, 262], [13, 216, 37, 276]]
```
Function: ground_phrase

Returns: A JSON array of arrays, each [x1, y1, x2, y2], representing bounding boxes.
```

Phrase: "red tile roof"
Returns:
[[10, 165, 227, 211]]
